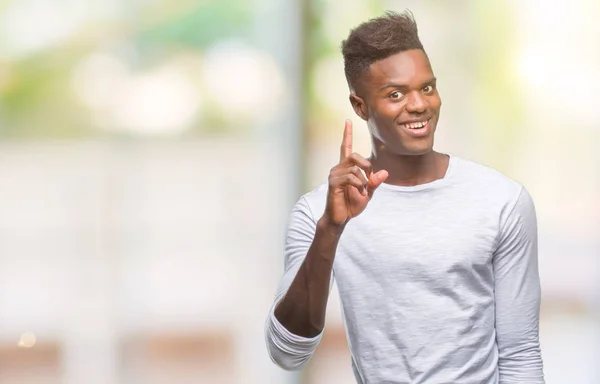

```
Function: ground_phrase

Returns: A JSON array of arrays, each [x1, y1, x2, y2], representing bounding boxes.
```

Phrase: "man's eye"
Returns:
[[390, 91, 403, 99], [423, 85, 434, 93]]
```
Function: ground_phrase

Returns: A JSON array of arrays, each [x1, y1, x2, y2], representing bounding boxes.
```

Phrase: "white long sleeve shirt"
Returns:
[[265, 155, 545, 384]]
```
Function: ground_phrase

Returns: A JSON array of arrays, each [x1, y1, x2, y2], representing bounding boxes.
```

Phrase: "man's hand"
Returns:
[[323, 120, 389, 227]]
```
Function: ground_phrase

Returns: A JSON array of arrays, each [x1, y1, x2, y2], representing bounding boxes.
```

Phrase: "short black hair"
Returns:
[[341, 10, 424, 92]]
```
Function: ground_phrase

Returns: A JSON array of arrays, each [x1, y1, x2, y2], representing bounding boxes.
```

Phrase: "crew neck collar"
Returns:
[[377, 153, 456, 192]]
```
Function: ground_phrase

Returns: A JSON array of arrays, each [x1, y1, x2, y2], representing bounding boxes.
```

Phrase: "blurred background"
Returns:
[[0, 0, 598, 383]]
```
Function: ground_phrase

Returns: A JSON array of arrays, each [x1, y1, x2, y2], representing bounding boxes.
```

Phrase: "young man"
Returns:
[[265, 11, 545, 384]]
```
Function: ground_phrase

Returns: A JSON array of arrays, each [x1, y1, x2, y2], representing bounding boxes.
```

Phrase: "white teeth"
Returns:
[[402, 120, 429, 129]]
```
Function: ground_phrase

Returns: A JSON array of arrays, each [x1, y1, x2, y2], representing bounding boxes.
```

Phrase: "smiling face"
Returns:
[[350, 49, 441, 156]]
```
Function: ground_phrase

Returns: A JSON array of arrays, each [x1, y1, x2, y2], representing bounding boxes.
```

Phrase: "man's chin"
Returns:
[[375, 136, 435, 156], [394, 142, 435, 156], [404, 149, 433, 157]]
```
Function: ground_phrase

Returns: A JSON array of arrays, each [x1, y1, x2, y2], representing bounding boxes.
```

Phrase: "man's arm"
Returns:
[[274, 210, 343, 337], [493, 186, 545, 383], [265, 120, 388, 371], [265, 196, 341, 370]]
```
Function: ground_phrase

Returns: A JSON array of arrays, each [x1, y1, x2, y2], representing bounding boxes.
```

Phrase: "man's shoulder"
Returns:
[[292, 182, 328, 221], [452, 155, 524, 201], [303, 181, 328, 203]]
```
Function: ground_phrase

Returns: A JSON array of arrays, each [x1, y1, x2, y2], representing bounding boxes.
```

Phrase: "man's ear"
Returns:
[[349, 93, 368, 121]]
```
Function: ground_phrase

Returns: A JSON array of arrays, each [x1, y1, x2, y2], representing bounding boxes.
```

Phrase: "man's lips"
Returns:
[[398, 118, 431, 130], [398, 118, 431, 138]]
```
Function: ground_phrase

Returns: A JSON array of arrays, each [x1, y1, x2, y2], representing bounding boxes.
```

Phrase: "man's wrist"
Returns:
[[317, 215, 346, 235]]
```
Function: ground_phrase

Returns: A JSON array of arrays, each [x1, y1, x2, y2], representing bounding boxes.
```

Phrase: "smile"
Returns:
[[399, 118, 430, 130], [398, 118, 431, 138]]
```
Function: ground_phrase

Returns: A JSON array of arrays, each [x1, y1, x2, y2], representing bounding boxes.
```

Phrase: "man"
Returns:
[[265, 11, 545, 384]]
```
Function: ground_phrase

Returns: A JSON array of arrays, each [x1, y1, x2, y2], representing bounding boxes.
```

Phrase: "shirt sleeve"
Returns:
[[493, 186, 545, 383], [264, 195, 333, 371]]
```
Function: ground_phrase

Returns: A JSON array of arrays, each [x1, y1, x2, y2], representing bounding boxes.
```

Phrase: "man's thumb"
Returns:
[[367, 170, 388, 195]]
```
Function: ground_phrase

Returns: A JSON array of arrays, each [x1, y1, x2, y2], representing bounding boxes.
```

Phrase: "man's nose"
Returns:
[[405, 91, 427, 113]]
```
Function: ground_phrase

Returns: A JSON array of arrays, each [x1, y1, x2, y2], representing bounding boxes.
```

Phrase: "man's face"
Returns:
[[352, 49, 441, 156]]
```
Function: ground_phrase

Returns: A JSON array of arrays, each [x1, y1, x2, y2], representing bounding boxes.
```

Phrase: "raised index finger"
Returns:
[[340, 119, 353, 162]]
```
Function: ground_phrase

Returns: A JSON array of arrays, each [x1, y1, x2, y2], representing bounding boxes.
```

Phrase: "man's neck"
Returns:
[[369, 150, 449, 187]]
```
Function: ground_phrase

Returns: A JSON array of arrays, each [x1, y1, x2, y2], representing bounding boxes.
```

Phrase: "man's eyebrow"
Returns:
[[379, 77, 437, 91], [380, 83, 408, 90]]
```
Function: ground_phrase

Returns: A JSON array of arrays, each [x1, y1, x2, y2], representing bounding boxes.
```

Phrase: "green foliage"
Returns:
[[0, 0, 255, 139], [136, 0, 254, 50], [0, 49, 95, 138]]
